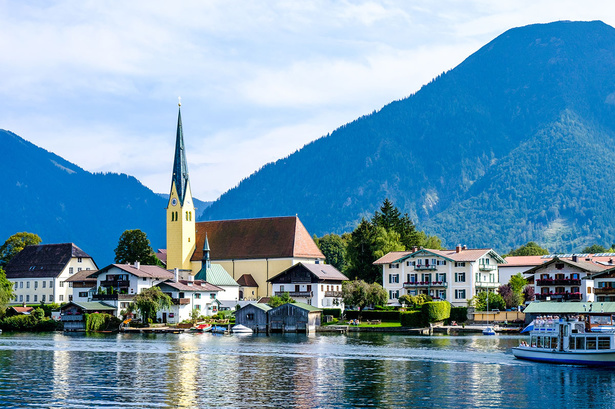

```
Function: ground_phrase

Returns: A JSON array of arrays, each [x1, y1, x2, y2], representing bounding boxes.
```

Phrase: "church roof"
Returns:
[[194, 263, 239, 287], [5, 243, 95, 279], [237, 274, 258, 287], [192, 216, 324, 261], [171, 106, 190, 206]]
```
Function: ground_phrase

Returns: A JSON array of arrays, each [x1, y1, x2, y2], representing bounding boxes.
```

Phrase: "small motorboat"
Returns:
[[191, 323, 212, 332], [231, 324, 253, 334], [211, 325, 228, 334], [483, 326, 496, 336]]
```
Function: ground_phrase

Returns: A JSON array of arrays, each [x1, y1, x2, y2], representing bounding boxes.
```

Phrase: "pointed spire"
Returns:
[[202, 233, 211, 269], [171, 100, 190, 205]]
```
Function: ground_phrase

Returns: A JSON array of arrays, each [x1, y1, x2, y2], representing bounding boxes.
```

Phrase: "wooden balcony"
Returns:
[[535, 293, 582, 301], [100, 280, 130, 287], [536, 279, 581, 286], [92, 294, 135, 301], [414, 265, 437, 271], [479, 264, 497, 271], [595, 287, 615, 295], [275, 291, 312, 298], [324, 291, 342, 297], [403, 281, 448, 288], [172, 297, 190, 305]]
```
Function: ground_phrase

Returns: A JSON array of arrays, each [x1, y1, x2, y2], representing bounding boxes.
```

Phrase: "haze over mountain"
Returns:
[[203, 20, 615, 253], [0, 130, 168, 265]]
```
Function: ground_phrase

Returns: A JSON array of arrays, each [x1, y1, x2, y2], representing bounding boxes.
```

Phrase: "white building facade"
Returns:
[[375, 246, 505, 307]]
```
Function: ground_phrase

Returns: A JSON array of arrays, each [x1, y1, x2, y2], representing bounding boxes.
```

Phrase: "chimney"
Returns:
[[462, 245, 467, 250], [174, 268, 179, 282], [412, 246, 418, 253], [572, 255, 578, 262], [134, 261, 140, 270], [456, 245, 461, 253], [188, 274, 194, 282]]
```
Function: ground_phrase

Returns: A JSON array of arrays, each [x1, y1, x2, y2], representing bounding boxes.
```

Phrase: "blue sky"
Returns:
[[1, 1, 613, 201]]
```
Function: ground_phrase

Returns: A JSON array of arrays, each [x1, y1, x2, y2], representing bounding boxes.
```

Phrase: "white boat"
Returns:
[[512, 317, 615, 366], [231, 324, 253, 334], [483, 326, 496, 336]]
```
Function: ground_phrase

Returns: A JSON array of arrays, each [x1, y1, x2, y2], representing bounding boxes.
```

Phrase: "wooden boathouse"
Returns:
[[234, 303, 271, 333], [269, 302, 321, 333]]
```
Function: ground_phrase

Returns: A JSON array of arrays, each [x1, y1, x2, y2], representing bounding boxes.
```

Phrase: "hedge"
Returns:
[[422, 301, 451, 323], [400, 311, 425, 327], [322, 308, 342, 319], [0, 315, 61, 331], [449, 307, 468, 323], [344, 310, 400, 322], [85, 313, 122, 332]]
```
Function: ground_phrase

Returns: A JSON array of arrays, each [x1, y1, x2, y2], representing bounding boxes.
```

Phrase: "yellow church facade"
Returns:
[[164, 105, 325, 298]]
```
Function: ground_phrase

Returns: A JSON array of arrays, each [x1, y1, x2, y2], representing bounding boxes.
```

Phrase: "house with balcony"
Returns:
[[87, 262, 175, 315], [524, 256, 610, 302], [64, 269, 98, 303], [267, 262, 348, 309], [156, 280, 223, 323], [5, 243, 98, 305], [375, 245, 505, 307]]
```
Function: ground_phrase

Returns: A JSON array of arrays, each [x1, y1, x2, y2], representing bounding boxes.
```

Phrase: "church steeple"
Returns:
[[202, 233, 211, 269], [171, 102, 190, 206]]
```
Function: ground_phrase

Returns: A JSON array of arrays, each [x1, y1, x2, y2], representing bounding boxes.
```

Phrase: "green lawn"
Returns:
[[323, 320, 401, 328]]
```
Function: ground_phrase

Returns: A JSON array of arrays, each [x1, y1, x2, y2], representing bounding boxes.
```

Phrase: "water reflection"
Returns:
[[0, 332, 614, 407]]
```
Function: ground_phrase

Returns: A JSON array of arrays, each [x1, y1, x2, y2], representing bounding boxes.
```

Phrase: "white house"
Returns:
[[5, 243, 98, 305], [375, 245, 505, 307], [88, 262, 175, 315], [156, 279, 223, 323], [267, 262, 348, 309]]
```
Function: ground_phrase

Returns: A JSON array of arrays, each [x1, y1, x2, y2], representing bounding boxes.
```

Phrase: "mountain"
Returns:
[[0, 130, 168, 265], [202, 20, 615, 253]]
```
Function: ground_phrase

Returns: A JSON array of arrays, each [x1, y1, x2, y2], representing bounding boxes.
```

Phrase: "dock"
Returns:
[[121, 327, 186, 334]]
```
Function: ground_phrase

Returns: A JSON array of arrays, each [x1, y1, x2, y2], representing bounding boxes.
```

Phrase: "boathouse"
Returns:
[[234, 303, 271, 333], [268, 302, 321, 333], [60, 301, 116, 331]]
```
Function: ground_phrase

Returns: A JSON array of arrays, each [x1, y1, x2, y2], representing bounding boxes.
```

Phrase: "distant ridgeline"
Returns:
[[202, 20, 615, 252], [0, 129, 167, 265]]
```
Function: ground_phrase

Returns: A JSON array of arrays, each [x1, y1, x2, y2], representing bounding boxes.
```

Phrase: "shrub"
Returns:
[[449, 307, 468, 323], [322, 308, 342, 318], [422, 301, 451, 323], [85, 313, 122, 332], [400, 311, 425, 327], [0, 315, 61, 331], [344, 310, 400, 322]]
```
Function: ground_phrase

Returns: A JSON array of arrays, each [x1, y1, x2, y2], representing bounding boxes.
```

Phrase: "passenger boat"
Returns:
[[512, 316, 615, 366]]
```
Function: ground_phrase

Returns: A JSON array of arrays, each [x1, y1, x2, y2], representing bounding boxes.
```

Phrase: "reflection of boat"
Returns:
[[191, 324, 212, 332], [512, 318, 615, 365], [231, 324, 253, 334], [482, 327, 496, 336]]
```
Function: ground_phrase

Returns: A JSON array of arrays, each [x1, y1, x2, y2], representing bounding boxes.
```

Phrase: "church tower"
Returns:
[[166, 101, 196, 275]]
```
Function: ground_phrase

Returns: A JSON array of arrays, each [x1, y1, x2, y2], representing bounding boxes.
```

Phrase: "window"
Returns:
[[437, 260, 447, 265], [455, 289, 466, 299], [79, 292, 88, 298], [19, 295, 23, 302], [34, 281, 38, 289], [26, 295, 30, 302], [143, 278, 147, 281], [69, 267, 74, 274], [42, 281, 46, 288], [59, 295, 64, 301], [26, 282, 30, 289], [455, 262, 466, 267], [19, 282, 23, 288], [408, 274, 417, 283], [49, 295, 53, 302], [49, 281, 53, 288], [13, 282, 17, 289], [389, 274, 399, 284], [247, 313, 255, 320], [210, 293, 215, 299], [388, 263, 399, 269], [280, 285, 284, 292], [194, 293, 201, 299], [194, 305, 201, 310], [455, 272, 466, 282], [556, 263, 564, 270], [60, 282, 64, 288], [34, 295, 37, 302], [78, 268, 82, 272], [389, 290, 399, 299], [78, 258, 82, 263]]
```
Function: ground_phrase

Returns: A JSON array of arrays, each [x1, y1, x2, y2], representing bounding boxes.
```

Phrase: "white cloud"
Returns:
[[0, 1, 613, 201]]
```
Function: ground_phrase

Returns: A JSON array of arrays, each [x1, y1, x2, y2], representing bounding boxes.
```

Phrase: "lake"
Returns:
[[0, 331, 612, 408]]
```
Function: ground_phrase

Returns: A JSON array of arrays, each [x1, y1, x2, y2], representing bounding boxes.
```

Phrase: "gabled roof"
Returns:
[[237, 274, 258, 287], [90, 264, 175, 280], [271, 301, 321, 312], [9, 306, 34, 314], [158, 279, 223, 293], [60, 301, 116, 312], [373, 247, 505, 265], [499, 256, 546, 267], [234, 303, 272, 314], [268, 262, 348, 282], [5, 243, 95, 279], [156, 249, 167, 265], [191, 216, 324, 261], [523, 256, 610, 275], [63, 269, 98, 283], [194, 263, 239, 287]]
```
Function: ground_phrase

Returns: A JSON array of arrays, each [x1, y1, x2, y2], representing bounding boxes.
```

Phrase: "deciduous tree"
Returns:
[[114, 229, 160, 265], [469, 291, 505, 311], [0, 232, 42, 267], [132, 287, 172, 324], [314, 233, 347, 272], [506, 242, 549, 257], [268, 292, 294, 308]]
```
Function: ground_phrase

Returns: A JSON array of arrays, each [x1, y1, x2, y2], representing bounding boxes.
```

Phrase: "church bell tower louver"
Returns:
[[166, 99, 196, 274]]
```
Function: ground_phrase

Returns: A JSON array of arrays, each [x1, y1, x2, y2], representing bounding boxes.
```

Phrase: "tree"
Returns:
[[114, 229, 160, 265], [372, 227, 404, 260], [469, 291, 505, 311], [0, 267, 14, 313], [367, 283, 388, 307], [372, 199, 422, 249], [345, 219, 380, 282], [498, 284, 522, 309], [342, 280, 386, 310], [132, 287, 172, 324], [0, 232, 42, 267], [509, 273, 527, 294], [523, 285, 535, 303], [314, 233, 347, 272], [268, 292, 294, 308], [581, 244, 608, 253], [506, 242, 549, 257]]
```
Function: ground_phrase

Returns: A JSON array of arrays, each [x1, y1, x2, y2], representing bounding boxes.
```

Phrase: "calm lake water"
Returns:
[[0, 331, 613, 408]]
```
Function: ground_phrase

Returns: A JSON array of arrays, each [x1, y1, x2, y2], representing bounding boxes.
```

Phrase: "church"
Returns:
[[163, 103, 325, 302]]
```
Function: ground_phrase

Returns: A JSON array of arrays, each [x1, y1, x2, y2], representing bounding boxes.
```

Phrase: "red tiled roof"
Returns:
[[64, 269, 98, 282], [499, 256, 546, 267], [156, 249, 167, 265], [374, 248, 502, 265], [237, 274, 258, 287], [11, 307, 34, 314], [268, 262, 348, 282], [191, 216, 324, 261], [159, 279, 223, 292], [92, 264, 175, 280], [5, 243, 95, 279]]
